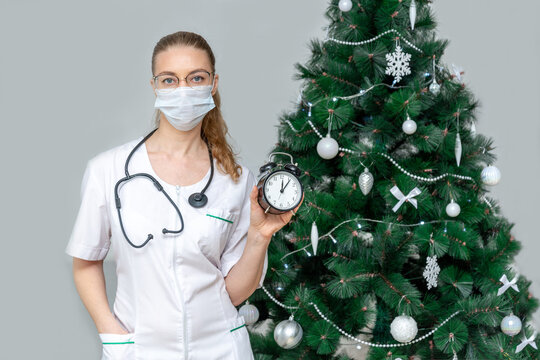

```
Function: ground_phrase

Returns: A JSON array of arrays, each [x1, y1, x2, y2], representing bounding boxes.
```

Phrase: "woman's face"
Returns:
[[150, 45, 219, 96]]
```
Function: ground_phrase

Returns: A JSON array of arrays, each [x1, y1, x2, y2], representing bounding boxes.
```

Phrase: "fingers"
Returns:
[[250, 185, 258, 205], [292, 191, 305, 213], [288, 192, 304, 218]]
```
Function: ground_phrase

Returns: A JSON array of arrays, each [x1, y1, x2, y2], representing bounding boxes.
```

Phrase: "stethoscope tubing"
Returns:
[[114, 128, 213, 248]]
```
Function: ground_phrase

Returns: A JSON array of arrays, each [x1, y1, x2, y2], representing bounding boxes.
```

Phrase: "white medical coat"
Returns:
[[65, 136, 268, 359]]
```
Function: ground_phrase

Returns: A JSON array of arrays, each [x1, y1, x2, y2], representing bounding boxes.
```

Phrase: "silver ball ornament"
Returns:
[[501, 313, 522, 336], [446, 200, 461, 217], [481, 165, 501, 186], [239, 302, 259, 325], [429, 80, 441, 95], [274, 317, 303, 349], [338, 0, 353, 12], [402, 115, 417, 135], [317, 134, 339, 159], [390, 315, 418, 343]]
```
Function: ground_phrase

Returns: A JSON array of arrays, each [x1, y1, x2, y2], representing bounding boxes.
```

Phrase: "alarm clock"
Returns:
[[257, 152, 304, 215]]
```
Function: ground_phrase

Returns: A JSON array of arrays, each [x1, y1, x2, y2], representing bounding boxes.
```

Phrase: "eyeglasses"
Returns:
[[153, 70, 215, 92]]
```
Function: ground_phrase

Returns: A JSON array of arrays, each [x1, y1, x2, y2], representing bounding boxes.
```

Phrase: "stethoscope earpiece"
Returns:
[[188, 192, 208, 208]]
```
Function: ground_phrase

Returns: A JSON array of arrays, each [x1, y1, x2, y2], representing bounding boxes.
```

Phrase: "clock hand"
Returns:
[[280, 179, 284, 193], [282, 179, 291, 191]]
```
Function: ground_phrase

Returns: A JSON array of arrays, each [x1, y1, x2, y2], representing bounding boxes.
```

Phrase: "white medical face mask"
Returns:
[[154, 85, 216, 131]]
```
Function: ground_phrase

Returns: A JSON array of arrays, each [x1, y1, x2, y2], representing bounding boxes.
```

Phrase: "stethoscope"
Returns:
[[114, 128, 214, 249]]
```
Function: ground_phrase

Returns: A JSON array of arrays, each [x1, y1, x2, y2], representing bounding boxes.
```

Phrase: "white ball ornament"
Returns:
[[390, 315, 418, 343], [481, 165, 501, 186], [402, 114, 417, 135], [274, 316, 303, 349], [317, 134, 339, 159], [239, 301, 259, 325], [338, 0, 353, 12], [500, 313, 522, 336], [446, 200, 461, 217]]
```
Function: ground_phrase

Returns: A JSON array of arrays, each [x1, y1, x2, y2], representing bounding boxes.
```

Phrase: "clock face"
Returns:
[[263, 170, 302, 211]]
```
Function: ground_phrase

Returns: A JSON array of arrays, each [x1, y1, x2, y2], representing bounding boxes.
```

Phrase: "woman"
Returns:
[[65, 31, 303, 359]]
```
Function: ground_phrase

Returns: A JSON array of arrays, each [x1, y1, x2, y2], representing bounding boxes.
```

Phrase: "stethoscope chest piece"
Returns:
[[188, 192, 208, 208]]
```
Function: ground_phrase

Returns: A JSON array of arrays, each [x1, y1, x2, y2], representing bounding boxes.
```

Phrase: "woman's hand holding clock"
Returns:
[[248, 184, 304, 241]]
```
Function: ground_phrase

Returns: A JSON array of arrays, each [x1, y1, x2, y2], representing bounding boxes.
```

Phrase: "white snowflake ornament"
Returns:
[[385, 45, 412, 83], [423, 255, 440, 290]]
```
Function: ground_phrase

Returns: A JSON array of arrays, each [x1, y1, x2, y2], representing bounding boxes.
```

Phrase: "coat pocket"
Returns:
[[99, 332, 135, 360], [197, 207, 237, 264], [228, 315, 254, 360]]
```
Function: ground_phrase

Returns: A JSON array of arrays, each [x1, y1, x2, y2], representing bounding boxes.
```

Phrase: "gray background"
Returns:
[[0, 0, 538, 358]]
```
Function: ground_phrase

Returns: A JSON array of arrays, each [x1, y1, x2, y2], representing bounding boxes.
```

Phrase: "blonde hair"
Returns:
[[151, 31, 242, 182]]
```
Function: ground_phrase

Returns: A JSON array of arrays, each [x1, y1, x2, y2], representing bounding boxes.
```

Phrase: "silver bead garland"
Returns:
[[324, 29, 423, 54], [376, 153, 475, 183], [261, 285, 462, 348], [287, 119, 476, 184], [284, 101, 499, 211]]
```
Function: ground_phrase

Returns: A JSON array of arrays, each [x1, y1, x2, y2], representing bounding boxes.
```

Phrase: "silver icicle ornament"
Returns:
[[311, 221, 319, 255], [409, 0, 417, 30], [455, 132, 462, 167]]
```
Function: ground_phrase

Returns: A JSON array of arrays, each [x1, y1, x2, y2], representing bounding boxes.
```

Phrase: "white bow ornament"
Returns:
[[390, 185, 421, 212], [516, 331, 537, 353], [497, 274, 519, 296]]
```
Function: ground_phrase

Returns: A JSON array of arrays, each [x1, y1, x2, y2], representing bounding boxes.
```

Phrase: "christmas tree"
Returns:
[[241, 0, 540, 359]]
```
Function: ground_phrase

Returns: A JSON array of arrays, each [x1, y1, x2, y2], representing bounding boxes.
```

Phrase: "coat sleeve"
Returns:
[[219, 168, 268, 289], [65, 157, 111, 261]]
